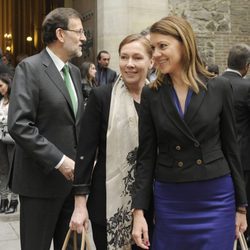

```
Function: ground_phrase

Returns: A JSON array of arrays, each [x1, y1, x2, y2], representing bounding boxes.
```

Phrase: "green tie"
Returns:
[[62, 65, 78, 116]]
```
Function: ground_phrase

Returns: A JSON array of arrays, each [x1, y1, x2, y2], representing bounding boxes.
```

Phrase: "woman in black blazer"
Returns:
[[70, 34, 154, 250], [80, 61, 97, 106], [132, 16, 247, 250]]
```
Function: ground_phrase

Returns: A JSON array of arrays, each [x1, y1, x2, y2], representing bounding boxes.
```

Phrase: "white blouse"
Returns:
[[0, 98, 9, 123]]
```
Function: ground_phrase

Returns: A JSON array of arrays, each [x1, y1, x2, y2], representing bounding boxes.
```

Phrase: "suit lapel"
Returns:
[[160, 79, 197, 143], [41, 50, 80, 119], [41, 50, 74, 112]]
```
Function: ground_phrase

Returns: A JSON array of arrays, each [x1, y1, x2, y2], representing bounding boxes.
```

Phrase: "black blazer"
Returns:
[[132, 75, 246, 210], [8, 49, 83, 197], [222, 71, 250, 171], [73, 84, 113, 225]]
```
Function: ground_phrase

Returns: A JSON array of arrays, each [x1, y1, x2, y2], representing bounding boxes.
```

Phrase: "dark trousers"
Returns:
[[91, 222, 107, 250], [19, 192, 80, 250]]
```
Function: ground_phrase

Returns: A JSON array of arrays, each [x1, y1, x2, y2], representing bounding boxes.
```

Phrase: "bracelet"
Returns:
[[237, 209, 247, 214]]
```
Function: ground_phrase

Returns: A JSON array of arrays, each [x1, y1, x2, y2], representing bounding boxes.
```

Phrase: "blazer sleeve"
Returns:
[[220, 78, 247, 206], [7, 61, 63, 173], [132, 86, 157, 210], [73, 88, 102, 195]]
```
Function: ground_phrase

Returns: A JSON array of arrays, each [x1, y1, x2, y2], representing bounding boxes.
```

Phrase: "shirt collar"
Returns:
[[46, 47, 67, 72], [225, 68, 242, 77]]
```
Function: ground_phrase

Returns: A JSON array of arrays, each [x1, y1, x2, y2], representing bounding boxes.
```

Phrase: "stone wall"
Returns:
[[71, 0, 250, 75], [168, 0, 250, 74]]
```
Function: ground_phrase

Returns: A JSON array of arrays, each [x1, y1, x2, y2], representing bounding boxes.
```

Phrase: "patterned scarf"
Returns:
[[106, 75, 138, 249]]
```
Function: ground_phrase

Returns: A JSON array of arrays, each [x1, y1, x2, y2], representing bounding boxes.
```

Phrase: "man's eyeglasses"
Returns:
[[63, 29, 85, 36]]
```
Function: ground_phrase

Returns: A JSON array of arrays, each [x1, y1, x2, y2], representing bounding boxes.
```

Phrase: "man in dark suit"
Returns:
[[222, 43, 250, 241], [8, 8, 85, 250], [96, 50, 117, 85]]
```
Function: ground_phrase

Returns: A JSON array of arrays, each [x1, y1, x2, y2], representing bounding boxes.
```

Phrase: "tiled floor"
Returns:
[[0, 212, 53, 250], [0, 215, 20, 250]]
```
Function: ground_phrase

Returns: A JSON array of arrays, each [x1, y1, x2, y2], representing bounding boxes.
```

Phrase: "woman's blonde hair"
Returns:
[[150, 16, 213, 93]]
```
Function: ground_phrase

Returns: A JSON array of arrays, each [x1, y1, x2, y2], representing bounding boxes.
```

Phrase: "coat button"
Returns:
[[196, 159, 202, 165], [80, 156, 84, 160], [177, 161, 184, 167], [194, 142, 200, 148], [175, 145, 181, 151]]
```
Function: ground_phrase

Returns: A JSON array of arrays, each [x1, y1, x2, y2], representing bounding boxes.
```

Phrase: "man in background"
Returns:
[[8, 7, 85, 250], [222, 43, 250, 244], [96, 50, 117, 85], [206, 64, 219, 76]]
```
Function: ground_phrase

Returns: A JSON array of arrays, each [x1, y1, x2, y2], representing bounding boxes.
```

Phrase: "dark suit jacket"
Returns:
[[96, 65, 117, 85], [222, 71, 250, 171], [8, 49, 83, 198], [132, 75, 246, 210], [73, 84, 112, 225]]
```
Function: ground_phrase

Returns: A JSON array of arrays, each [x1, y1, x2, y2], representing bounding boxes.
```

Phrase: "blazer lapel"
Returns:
[[160, 79, 198, 143], [184, 88, 206, 124], [184, 77, 208, 124]]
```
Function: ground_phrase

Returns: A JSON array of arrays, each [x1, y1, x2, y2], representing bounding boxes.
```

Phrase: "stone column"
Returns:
[[96, 0, 169, 72]]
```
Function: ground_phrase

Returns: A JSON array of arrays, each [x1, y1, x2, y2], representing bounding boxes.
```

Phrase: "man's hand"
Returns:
[[58, 156, 74, 181]]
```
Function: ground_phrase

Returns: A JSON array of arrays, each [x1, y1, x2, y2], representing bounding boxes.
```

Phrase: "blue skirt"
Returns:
[[153, 175, 235, 250]]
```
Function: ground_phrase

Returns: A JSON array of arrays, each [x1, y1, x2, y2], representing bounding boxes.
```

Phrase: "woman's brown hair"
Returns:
[[150, 16, 213, 93], [0, 73, 12, 103]]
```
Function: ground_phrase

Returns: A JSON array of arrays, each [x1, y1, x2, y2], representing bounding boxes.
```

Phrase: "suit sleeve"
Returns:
[[245, 80, 250, 113], [220, 78, 247, 206], [8, 61, 63, 173], [73, 88, 102, 195], [132, 86, 157, 210]]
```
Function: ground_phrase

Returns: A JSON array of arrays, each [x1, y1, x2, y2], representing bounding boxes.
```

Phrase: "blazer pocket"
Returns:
[[203, 149, 224, 164], [157, 154, 174, 168]]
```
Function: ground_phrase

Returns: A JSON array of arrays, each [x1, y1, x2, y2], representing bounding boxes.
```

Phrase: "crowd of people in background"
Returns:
[[0, 6, 250, 250], [0, 73, 18, 214], [0, 50, 27, 215]]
